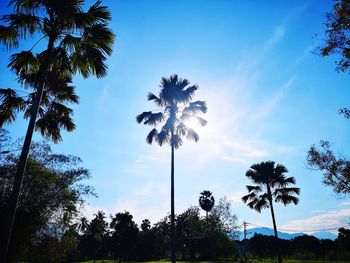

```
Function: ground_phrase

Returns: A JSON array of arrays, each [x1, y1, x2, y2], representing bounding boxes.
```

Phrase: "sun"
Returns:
[[185, 116, 202, 131]]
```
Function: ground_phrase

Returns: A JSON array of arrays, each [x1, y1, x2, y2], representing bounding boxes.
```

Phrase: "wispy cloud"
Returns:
[[282, 209, 350, 234], [236, 23, 286, 73], [251, 76, 296, 120], [96, 84, 110, 114]]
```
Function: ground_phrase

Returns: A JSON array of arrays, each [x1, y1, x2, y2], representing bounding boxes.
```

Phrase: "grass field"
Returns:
[[76, 260, 350, 263]]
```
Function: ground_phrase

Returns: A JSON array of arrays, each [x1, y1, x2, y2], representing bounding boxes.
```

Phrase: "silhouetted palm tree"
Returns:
[[242, 161, 300, 263], [78, 216, 89, 234], [0, 1, 114, 261], [137, 74, 207, 263], [199, 190, 215, 221]]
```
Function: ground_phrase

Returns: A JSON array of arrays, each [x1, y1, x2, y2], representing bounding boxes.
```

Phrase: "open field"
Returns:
[[76, 260, 350, 263]]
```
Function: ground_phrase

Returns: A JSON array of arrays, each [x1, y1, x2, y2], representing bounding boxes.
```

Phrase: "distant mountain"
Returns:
[[313, 231, 338, 240], [238, 227, 337, 240]]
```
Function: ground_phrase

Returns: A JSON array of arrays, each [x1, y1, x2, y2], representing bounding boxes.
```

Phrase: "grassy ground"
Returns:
[[76, 260, 350, 263]]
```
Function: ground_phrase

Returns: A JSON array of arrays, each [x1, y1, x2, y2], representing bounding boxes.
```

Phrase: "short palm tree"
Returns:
[[199, 190, 215, 220], [137, 74, 207, 263], [242, 161, 300, 263], [0, 1, 114, 261]]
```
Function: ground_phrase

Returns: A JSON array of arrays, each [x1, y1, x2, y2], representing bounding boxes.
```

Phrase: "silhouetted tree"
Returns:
[[201, 197, 238, 260], [78, 216, 89, 234], [309, 1, 350, 190], [0, 136, 94, 262], [338, 227, 350, 259], [318, 0, 350, 73], [292, 235, 321, 260], [138, 219, 156, 261], [110, 211, 139, 262], [79, 211, 108, 262], [307, 141, 350, 195], [136, 74, 207, 263], [175, 206, 203, 260], [0, 1, 115, 260], [320, 238, 337, 260], [199, 190, 215, 222], [242, 161, 300, 263]]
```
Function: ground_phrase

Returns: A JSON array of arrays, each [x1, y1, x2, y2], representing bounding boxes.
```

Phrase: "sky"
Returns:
[[1, 0, 350, 235]]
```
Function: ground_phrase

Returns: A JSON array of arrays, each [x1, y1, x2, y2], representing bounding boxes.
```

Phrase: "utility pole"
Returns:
[[243, 221, 251, 263]]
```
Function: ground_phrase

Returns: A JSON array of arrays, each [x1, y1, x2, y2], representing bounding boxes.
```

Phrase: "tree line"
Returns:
[[244, 228, 350, 262]]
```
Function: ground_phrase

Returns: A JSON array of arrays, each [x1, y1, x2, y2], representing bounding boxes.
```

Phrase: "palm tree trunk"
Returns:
[[267, 186, 282, 263], [170, 132, 175, 263], [269, 200, 278, 239], [1, 39, 54, 263], [1, 84, 45, 263]]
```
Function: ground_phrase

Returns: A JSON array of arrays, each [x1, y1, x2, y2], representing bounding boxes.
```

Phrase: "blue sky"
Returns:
[[1, 0, 350, 234]]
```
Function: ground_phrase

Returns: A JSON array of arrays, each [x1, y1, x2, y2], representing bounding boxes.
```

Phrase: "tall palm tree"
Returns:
[[0, 1, 114, 261], [199, 190, 215, 221], [242, 161, 300, 263], [137, 74, 207, 263]]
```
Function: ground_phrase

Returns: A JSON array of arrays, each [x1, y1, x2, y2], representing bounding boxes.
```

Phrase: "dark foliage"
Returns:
[[307, 140, 350, 195], [0, 131, 94, 262], [75, 198, 238, 262], [318, 0, 350, 73], [246, 229, 350, 261]]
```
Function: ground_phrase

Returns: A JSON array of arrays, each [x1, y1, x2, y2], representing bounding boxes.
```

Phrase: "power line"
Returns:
[[245, 221, 350, 233]]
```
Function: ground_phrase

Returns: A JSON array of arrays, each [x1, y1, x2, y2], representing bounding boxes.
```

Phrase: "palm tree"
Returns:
[[242, 161, 300, 263], [137, 74, 207, 263], [0, 1, 115, 261], [199, 190, 215, 221], [78, 216, 89, 234]]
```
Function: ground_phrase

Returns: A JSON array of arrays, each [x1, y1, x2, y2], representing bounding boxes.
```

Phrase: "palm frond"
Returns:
[[86, 0, 111, 24], [175, 77, 190, 92], [52, 85, 79, 104], [156, 130, 170, 146], [183, 100, 207, 114], [186, 128, 199, 142], [242, 192, 256, 203], [147, 92, 163, 106], [8, 51, 37, 76], [8, 0, 41, 12], [83, 24, 115, 56], [246, 198, 259, 210], [195, 116, 207, 126], [245, 169, 260, 183], [70, 44, 108, 78], [254, 195, 270, 212], [180, 85, 197, 102], [136, 111, 164, 125], [171, 134, 183, 149], [273, 187, 300, 197], [146, 128, 158, 144], [136, 111, 152, 124], [274, 163, 288, 177], [281, 176, 296, 186], [51, 47, 72, 73], [176, 122, 187, 136], [60, 34, 81, 52], [246, 185, 262, 193], [0, 88, 26, 126], [35, 102, 76, 143], [144, 112, 165, 126], [2, 13, 41, 38], [0, 25, 19, 50], [275, 194, 299, 206]]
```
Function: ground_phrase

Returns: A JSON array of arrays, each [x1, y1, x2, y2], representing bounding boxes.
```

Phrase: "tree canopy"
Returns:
[[0, 130, 94, 262]]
